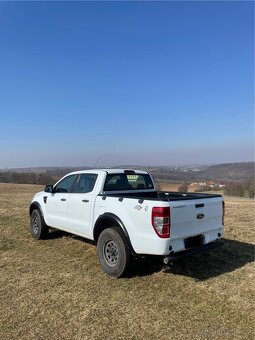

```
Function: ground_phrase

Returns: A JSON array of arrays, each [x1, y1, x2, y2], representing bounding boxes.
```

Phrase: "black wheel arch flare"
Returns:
[[29, 202, 44, 217], [93, 213, 136, 255]]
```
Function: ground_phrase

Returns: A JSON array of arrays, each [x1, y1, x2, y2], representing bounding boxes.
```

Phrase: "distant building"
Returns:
[[190, 181, 226, 188], [190, 182, 207, 187]]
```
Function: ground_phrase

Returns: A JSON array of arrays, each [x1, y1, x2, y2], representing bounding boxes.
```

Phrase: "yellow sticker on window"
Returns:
[[127, 175, 139, 181]]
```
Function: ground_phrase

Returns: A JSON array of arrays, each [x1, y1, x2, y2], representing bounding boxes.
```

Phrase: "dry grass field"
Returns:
[[0, 183, 254, 340], [157, 182, 182, 192]]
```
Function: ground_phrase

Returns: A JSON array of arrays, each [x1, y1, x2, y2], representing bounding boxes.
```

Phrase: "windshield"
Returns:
[[103, 173, 154, 191]]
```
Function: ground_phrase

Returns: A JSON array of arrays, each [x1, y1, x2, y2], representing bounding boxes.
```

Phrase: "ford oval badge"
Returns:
[[197, 213, 204, 219]]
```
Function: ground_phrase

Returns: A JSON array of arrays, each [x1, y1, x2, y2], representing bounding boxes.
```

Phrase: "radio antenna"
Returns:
[[93, 157, 101, 167]]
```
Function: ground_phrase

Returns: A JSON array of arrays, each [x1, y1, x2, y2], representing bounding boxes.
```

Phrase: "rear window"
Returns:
[[73, 174, 98, 193], [104, 174, 154, 191]]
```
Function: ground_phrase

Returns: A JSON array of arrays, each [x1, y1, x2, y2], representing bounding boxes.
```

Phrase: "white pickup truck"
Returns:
[[29, 169, 224, 277]]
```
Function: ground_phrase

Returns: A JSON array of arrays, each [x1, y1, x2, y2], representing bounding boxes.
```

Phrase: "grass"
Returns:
[[0, 183, 254, 339]]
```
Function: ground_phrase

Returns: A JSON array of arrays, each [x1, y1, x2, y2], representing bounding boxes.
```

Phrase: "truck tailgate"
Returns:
[[170, 197, 223, 248]]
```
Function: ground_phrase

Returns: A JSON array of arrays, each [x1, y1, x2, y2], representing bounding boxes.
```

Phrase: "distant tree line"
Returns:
[[224, 182, 254, 198], [0, 172, 56, 185], [194, 181, 254, 198]]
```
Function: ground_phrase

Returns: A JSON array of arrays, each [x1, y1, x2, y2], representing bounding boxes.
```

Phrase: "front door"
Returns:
[[46, 174, 77, 229]]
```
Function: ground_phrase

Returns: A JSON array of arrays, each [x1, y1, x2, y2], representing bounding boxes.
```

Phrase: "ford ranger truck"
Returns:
[[29, 169, 224, 277]]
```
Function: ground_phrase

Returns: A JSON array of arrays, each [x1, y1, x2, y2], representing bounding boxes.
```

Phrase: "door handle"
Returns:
[[61, 198, 66, 201], [82, 199, 89, 203]]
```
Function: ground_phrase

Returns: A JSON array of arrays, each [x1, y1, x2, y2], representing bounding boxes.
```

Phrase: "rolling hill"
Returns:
[[0, 162, 254, 184]]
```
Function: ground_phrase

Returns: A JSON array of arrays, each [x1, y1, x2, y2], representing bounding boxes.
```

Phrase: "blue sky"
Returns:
[[0, 1, 254, 168]]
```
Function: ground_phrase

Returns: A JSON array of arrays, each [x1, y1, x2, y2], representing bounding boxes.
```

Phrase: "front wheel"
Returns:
[[97, 227, 130, 277], [30, 209, 48, 240]]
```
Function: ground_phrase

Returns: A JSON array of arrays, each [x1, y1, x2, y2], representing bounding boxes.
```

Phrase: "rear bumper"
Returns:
[[164, 239, 224, 263]]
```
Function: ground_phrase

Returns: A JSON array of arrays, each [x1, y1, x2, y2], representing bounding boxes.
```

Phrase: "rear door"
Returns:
[[67, 173, 98, 237], [45, 174, 77, 229]]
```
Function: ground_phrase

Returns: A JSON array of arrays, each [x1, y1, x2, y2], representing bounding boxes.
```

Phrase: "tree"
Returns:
[[248, 183, 255, 198], [178, 183, 189, 192], [224, 183, 245, 197]]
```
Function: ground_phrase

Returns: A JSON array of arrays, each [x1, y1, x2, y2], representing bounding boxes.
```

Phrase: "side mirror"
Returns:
[[44, 184, 54, 193]]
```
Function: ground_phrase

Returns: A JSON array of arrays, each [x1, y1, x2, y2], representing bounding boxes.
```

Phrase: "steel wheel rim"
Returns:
[[103, 240, 119, 267], [32, 216, 39, 234]]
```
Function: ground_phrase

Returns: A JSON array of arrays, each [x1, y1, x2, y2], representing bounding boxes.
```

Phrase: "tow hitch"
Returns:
[[163, 257, 173, 265], [163, 239, 224, 264]]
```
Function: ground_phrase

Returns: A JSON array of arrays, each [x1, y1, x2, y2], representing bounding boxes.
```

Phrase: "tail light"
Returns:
[[152, 207, 170, 238], [222, 201, 225, 225]]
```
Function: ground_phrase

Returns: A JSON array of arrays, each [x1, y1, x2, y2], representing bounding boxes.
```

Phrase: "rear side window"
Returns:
[[104, 174, 154, 191], [73, 174, 98, 193]]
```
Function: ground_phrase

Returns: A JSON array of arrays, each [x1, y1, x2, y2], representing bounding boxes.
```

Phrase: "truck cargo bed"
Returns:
[[100, 191, 222, 201]]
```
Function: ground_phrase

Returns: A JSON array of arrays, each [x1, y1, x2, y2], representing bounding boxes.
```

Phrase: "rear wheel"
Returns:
[[97, 227, 130, 277], [30, 209, 48, 239]]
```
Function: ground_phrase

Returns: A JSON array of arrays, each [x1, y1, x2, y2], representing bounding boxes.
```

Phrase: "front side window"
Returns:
[[73, 174, 98, 193], [104, 174, 154, 191], [54, 175, 76, 193]]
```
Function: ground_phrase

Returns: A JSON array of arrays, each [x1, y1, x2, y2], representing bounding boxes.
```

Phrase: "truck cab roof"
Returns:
[[66, 169, 149, 176]]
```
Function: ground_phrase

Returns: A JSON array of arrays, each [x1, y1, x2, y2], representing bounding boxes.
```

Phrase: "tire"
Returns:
[[97, 227, 130, 278], [30, 209, 48, 240]]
